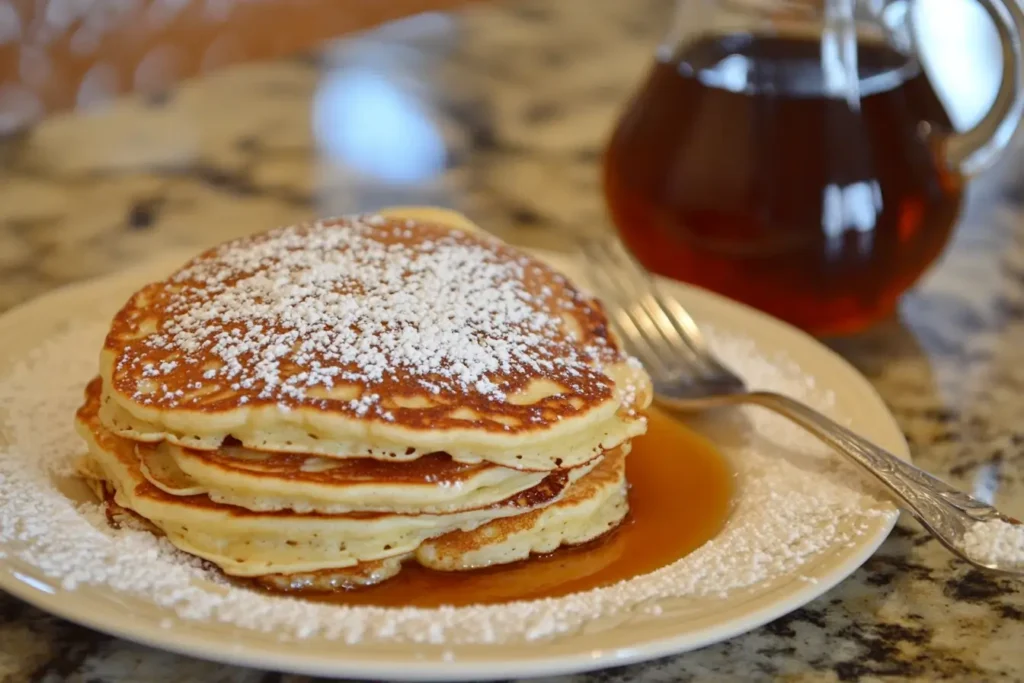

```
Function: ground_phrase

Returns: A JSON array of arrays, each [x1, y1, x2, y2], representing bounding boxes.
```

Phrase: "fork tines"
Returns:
[[577, 235, 723, 379]]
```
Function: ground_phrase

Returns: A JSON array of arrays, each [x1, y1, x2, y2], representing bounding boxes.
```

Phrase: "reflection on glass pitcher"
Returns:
[[604, 0, 1024, 336]]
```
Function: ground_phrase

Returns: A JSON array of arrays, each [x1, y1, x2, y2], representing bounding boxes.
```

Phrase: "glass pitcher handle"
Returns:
[[937, 0, 1024, 175]]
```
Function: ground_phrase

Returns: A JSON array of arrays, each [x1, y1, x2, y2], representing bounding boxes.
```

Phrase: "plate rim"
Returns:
[[0, 249, 907, 681]]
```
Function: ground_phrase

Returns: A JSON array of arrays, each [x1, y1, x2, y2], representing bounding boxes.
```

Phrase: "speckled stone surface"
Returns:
[[2, 0, 1024, 681]]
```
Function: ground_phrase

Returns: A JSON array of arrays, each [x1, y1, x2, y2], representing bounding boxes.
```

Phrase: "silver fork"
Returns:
[[580, 235, 1023, 576]]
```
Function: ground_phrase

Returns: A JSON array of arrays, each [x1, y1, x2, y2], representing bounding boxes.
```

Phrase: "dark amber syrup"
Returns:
[[605, 36, 962, 336]]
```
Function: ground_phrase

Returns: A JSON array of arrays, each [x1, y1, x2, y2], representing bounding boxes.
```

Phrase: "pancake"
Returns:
[[83, 437, 627, 590], [97, 369, 596, 515], [254, 555, 410, 592], [75, 382, 594, 577], [415, 446, 628, 571], [82, 479, 410, 591], [97, 208, 652, 471], [136, 440, 555, 515], [76, 207, 652, 591], [250, 450, 628, 592]]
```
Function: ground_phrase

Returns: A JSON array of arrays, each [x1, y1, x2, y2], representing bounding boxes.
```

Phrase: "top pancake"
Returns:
[[99, 208, 651, 470]]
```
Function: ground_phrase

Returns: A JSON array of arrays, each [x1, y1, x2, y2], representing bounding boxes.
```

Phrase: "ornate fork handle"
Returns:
[[743, 391, 1005, 550]]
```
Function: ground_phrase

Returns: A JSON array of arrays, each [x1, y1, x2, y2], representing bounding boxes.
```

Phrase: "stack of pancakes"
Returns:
[[75, 207, 652, 591]]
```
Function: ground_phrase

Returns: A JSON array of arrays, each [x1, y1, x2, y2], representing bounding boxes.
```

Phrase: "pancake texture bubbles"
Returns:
[[76, 207, 652, 590]]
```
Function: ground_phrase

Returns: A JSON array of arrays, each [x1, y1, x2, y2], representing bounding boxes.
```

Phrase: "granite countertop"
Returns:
[[2, 0, 1024, 680]]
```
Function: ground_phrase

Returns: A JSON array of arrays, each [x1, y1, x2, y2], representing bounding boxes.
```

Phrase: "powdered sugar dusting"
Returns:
[[963, 519, 1024, 568], [110, 216, 619, 418], [0, 299, 896, 646]]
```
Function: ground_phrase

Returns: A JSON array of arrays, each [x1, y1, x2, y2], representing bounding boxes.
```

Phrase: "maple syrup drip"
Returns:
[[305, 409, 733, 608]]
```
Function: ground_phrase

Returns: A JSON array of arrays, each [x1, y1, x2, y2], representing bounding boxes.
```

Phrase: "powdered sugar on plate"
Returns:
[[0, 289, 896, 647]]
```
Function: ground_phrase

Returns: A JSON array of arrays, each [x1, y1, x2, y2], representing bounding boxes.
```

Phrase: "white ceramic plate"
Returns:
[[0, 249, 906, 681]]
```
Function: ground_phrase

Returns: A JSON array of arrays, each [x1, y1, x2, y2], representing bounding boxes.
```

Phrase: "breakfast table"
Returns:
[[1, 0, 1023, 680]]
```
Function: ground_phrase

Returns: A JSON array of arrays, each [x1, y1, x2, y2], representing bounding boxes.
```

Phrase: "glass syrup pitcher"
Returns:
[[604, 0, 1024, 336]]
